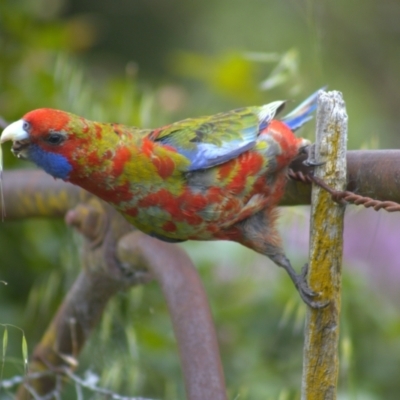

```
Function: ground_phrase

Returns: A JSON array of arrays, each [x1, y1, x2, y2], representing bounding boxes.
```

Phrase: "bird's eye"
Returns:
[[23, 121, 31, 131], [46, 133, 65, 145]]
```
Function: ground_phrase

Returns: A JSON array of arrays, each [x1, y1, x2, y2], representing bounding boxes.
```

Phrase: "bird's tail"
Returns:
[[282, 88, 325, 131]]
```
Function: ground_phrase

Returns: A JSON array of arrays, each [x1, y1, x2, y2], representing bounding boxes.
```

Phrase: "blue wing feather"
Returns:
[[181, 140, 256, 171], [282, 88, 324, 131]]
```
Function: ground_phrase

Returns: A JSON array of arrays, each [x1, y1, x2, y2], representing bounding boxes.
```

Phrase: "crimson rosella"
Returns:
[[1, 90, 324, 307]]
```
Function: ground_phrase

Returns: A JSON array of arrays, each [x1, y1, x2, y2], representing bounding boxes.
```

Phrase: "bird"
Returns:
[[1, 89, 324, 307]]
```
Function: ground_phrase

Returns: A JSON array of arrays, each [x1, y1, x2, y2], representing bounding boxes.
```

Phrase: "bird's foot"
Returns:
[[301, 143, 325, 167], [290, 144, 348, 206], [271, 253, 329, 309], [293, 264, 329, 309]]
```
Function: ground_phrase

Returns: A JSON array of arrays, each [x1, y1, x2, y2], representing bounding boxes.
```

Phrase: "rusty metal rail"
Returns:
[[2, 150, 400, 220], [282, 149, 400, 205], [2, 186, 227, 400]]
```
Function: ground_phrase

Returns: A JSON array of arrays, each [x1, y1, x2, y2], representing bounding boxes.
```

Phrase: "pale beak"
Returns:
[[1, 120, 29, 143]]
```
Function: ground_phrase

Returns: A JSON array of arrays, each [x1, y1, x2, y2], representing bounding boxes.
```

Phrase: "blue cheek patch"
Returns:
[[28, 144, 72, 180]]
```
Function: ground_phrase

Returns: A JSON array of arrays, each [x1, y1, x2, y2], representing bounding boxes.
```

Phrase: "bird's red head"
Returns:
[[0, 108, 90, 180], [23, 108, 71, 140]]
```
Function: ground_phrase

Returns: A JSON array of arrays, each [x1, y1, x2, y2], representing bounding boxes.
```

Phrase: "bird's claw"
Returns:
[[301, 143, 325, 168], [294, 263, 329, 309], [303, 159, 325, 167]]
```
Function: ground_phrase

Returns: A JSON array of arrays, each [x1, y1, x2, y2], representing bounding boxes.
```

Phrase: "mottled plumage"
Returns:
[[1, 89, 324, 307]]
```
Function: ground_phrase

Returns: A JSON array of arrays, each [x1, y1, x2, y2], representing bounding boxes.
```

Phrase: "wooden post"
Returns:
[[301, 91, 348, 399]]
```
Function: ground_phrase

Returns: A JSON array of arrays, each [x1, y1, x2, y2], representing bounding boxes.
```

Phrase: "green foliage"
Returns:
[[1, 0, 400, 399]]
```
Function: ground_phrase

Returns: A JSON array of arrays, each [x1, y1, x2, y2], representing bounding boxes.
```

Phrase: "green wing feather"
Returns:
[[148, 107, 264, 170]]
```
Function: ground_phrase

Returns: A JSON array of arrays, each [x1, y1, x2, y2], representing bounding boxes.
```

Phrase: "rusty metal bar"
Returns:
[[10, 199, 226, 400], [345, 150, 400, 201], [117, 232, 227, 400], [2, 150, 400, 221], [1, 170, 89, 219], [283, 149, 400, 205]]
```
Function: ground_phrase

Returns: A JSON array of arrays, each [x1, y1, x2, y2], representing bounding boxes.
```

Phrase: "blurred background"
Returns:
[[1, 0, 400, 399]]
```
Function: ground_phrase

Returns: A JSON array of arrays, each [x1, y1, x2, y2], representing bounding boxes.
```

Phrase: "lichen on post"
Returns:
[[301, 90, 348, 400]]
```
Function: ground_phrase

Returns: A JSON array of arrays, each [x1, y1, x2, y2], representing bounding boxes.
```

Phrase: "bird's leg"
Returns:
[[268, 252, 328, 309], [239, 211, 328, 309]]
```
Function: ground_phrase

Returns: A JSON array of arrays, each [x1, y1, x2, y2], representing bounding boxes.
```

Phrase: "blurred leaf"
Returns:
[[259, 48, 300, 93], [21, 333, 28, 370], [2, 326, 8, 377], [170, 50, 262, 103]]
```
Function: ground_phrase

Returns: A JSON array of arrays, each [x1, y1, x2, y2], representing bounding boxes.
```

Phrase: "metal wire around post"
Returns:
[[288, 169, 400, 212]]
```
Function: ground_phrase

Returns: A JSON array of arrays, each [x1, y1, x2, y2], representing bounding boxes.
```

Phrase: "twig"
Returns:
[[301, 91, 347, 400], [0, 371, 53, 389], [63, 369, 155, 400], [1, 370, 154, 400]]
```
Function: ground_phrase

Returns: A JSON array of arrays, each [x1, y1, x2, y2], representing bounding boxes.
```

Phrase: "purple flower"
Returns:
[[280, 206, 400, 300]]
